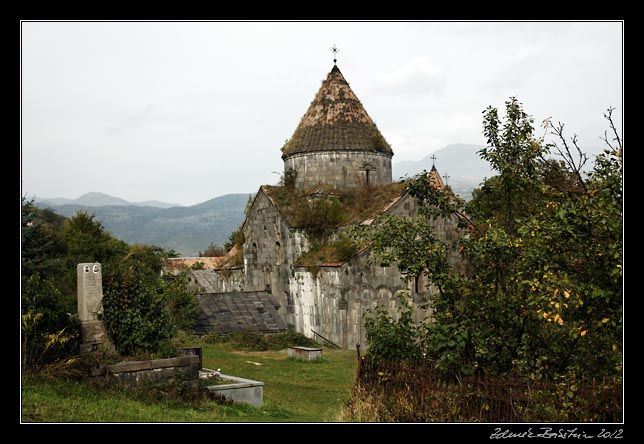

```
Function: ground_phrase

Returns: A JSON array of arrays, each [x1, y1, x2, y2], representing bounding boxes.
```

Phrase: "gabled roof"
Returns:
[[281, 65, 393, 158], [427, 165, 446, 189], [192, 291, 287, 335]]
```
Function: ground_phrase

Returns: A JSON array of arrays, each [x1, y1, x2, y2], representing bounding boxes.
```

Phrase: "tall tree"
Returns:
[[21, 198, 67, 283], [353, 99, 622, 381]]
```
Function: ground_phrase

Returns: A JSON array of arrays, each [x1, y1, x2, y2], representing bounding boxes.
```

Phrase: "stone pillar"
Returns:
[[77, 263, 109, 354]]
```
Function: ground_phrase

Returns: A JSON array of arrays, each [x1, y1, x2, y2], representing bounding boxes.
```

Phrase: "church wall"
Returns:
[[192, 183, 464, 350], [242, 189, 301, 320], [244, 190, 286, 289], [284, 150, 392, 189], [300, 193, 460, 350], [287, 251, 422, 349]]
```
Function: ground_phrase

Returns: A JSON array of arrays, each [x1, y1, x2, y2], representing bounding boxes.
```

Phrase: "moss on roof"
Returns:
[[262, 182, 406, 228], [281, 65, 393, 158]]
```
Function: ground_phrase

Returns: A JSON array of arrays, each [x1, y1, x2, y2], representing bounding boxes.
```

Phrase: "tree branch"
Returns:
[[548, 121, 588, 192], [601, 107, 623, 156]]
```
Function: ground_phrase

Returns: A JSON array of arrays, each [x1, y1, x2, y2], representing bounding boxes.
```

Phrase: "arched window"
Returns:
[[364, 164, 375, 185], [275, 241, 282, 265], [264, 265, 271, 290], [249, 242, 258, 264]]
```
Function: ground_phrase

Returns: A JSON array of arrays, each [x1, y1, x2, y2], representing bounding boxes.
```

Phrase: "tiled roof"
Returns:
[[427, 165, 446, 189], [164, 256, 226, 271], [281, 65, 393, 158], [192, 291, 287, 335], [164, 246, 242, 272]]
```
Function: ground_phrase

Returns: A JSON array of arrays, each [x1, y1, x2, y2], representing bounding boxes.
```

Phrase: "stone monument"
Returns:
[[77, 263, 110, 353]]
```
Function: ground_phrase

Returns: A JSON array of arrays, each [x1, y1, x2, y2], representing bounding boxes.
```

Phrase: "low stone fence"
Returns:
[[89, 350, 201, 391]]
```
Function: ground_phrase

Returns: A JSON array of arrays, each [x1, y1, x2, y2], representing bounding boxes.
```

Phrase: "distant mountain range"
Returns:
[[32, 144, 498, 257], [34, 193, 250, 257], [36, 192, 181, 209]]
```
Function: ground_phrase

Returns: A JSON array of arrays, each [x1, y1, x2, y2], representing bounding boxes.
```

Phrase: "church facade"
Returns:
[[179, 63, 464, 349]]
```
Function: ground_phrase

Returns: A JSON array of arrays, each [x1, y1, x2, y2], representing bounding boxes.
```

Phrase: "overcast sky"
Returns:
[[21, 21, 623, 207]]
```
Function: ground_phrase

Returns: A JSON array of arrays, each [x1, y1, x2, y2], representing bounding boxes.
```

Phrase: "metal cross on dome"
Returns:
[[331, 44, 340, 65]]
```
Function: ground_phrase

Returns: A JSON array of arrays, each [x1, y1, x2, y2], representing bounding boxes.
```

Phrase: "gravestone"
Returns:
[[77, 263, 109, 353]]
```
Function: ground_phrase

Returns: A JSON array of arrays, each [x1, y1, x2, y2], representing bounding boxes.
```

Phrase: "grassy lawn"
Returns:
[[21, 340, 358, 423]]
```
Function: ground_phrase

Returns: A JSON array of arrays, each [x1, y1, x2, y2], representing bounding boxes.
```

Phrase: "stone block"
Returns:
[[205, 374, 264, 407], [80, 320, 109, 346], [288, 346, 322, 360], [77, 263, 104, 322]]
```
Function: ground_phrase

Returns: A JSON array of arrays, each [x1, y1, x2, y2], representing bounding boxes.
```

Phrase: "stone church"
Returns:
[[169, 62, 464, 349]]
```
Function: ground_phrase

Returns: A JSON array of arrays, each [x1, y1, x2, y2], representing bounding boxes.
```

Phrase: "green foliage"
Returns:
[[21, 274, 80, 371], [58, 210, 129, 296], [280, 138, 289, 153], [199, 242, 227, 257], [23, 203, 196, 360], [364, 295, 425, 364], [161, 270, 199, 331], [22, 340, 358, 422], [101, 245, 197, 356], [353, 99, 622, 383], [331, 233, 359, 262], [479, 97, 549, 232], [296, 232, 359, 266], [21, 198, 67, 284], [280, 169, 297, 189], [294, 195, 347, 244], [244, 194, 254, 216], [21, 200, 197, 368], [224, 226, 245, 252], [102, 262, 176, 356]]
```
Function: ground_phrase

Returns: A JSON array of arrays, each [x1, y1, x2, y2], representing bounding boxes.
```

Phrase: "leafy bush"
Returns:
[[331, 233, 358, 262], [102, 261, 177, 356], [280, 168, 297, 189], [21, 274, 80, 371], [294, 195, 347, 243], [160, 270, 199, 331], [363, 296, 425, 364]]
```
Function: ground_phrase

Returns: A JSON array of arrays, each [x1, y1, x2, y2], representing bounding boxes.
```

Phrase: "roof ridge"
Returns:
[[281, 65, 393, 158]]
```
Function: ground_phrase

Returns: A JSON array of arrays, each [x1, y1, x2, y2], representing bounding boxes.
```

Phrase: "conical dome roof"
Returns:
[[281, 65, 393, 159]]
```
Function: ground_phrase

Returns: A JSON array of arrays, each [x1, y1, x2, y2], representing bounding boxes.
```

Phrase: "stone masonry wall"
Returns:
[[242, 189, 302, 318], [288, 258, 415, 349], [284, 150, 392, 189], [184, 188, 464, 350], [90, 355, 201, 390], [284, 192, 463, 349]]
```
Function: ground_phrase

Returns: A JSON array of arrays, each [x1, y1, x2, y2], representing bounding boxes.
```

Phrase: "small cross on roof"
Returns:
[[330, 44, 339, 65]]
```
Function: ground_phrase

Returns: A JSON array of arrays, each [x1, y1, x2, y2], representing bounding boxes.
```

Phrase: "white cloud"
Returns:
[[20, 21, 623, 206], [370, 57, 446, 97]]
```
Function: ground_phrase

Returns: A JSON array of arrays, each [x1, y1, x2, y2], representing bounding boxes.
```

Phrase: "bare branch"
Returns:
[[547, 121, 588, 191], [569, 134, 589, 173], [602, 129, 615, 152], [601, 107, 623, 153]]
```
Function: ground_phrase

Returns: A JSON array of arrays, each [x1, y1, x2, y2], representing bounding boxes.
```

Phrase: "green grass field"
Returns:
[[21, 340, 359, 423]]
